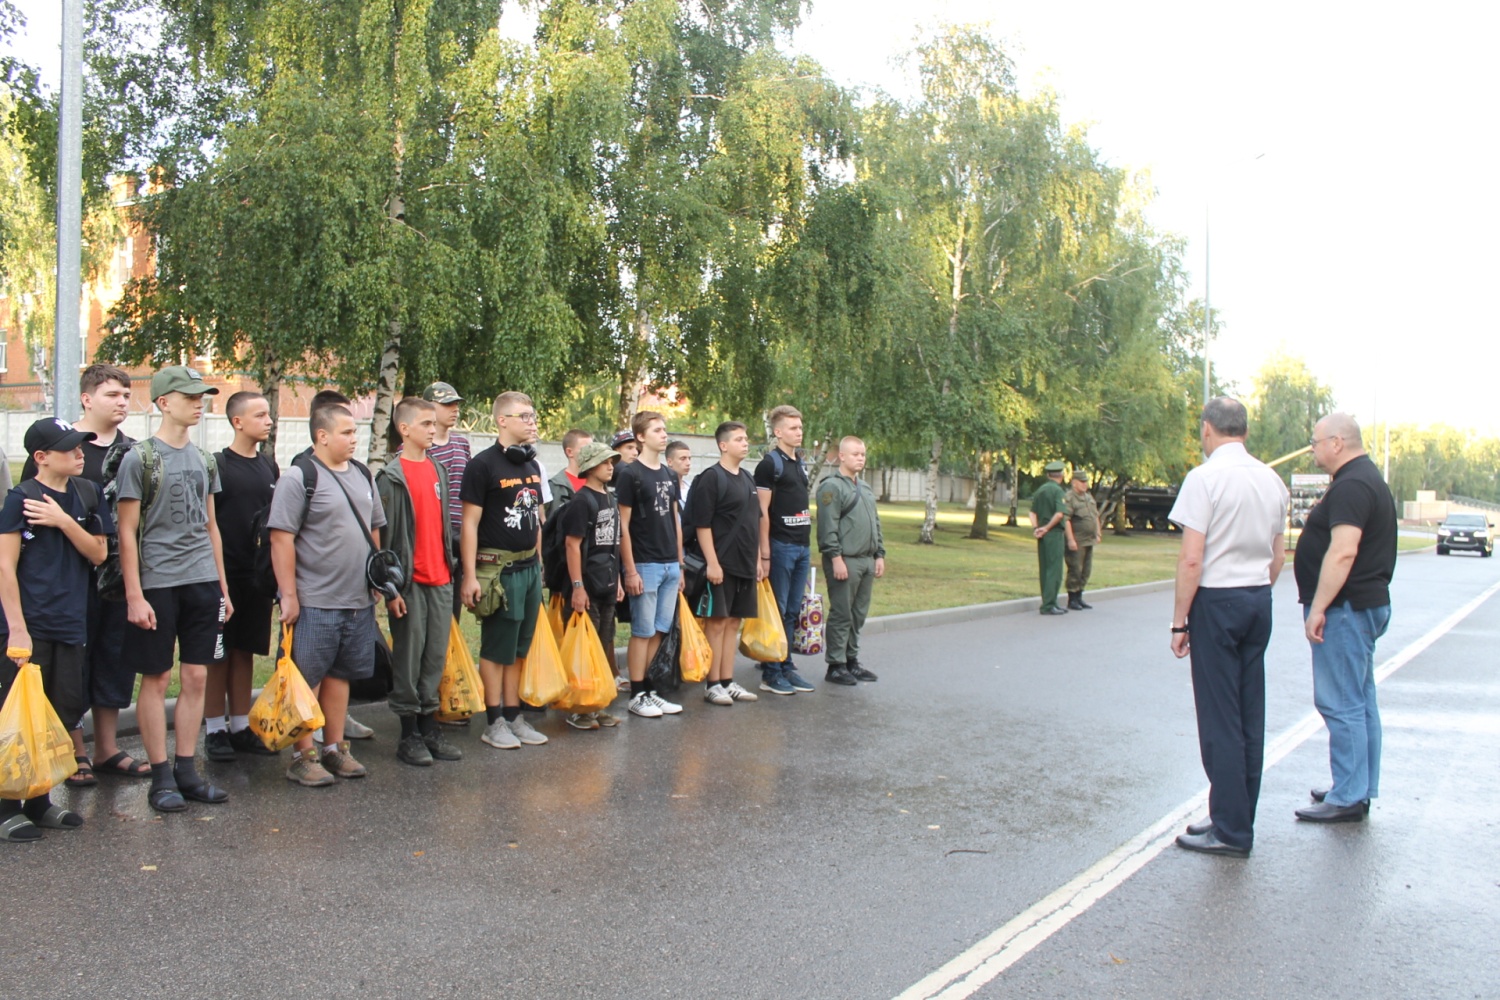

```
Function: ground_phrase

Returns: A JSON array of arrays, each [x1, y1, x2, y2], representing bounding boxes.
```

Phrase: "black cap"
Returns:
[[25, 417, 96, 455], [611, 429, 637, 449]]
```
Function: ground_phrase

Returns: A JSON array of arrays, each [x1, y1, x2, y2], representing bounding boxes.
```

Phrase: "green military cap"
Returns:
[[150, 365, 218, 399], [422, 381, 464, 404], [1043, 461, 1066, 473], [575, 441, 619, 474], [1072, 469, 1088, 482]]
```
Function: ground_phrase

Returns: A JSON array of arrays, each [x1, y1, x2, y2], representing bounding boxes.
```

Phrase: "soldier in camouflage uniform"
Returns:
[[1063, 469, 1102, 610]]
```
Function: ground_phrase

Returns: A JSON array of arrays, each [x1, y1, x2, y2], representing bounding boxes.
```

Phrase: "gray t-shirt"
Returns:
[[117, 438, 223, 590], [268, 460, 388, 610]]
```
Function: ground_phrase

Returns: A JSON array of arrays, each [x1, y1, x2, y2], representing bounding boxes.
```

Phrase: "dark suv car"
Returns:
[[1437, 513, 1493, 556]]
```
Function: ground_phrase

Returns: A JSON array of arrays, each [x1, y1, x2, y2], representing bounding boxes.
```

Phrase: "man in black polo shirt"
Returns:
[[754, 404, 815, 695], [1293, 413, 1397, 823]]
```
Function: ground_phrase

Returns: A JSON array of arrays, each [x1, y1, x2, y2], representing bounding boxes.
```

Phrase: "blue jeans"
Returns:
[[1308, 601, 1390, 806], [767, 539, 810, 672], [630, 561, 681, 638]]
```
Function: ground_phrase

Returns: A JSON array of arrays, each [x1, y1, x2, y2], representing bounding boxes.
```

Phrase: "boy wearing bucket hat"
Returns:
[[559, 441, 626, 729]]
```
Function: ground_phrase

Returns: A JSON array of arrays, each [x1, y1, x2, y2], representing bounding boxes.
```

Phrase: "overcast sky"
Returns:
[[10, 1, 1496, 434]]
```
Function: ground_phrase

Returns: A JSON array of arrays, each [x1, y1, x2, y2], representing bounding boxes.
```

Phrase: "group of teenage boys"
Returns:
[[0, 368, 882, 842]]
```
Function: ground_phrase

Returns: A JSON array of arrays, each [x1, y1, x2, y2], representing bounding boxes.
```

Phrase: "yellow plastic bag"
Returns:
[[678, 593, 713, 683], [554, 612, 618, 713], [436, 617, 485, 722], [249, 625, 326, 752], [0, 662, 77, 799], [519, 614, 569, 707], [545, 593, 567, 643], [738, 578, 788, 662]]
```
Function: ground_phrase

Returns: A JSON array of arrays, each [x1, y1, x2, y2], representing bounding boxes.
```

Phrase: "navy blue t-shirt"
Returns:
[[0, 479, 115, 644]]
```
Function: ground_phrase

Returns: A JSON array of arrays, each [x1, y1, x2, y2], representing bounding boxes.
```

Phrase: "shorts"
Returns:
[[223, 576, 275, 656], [630, 561, 680, 638], [289, 605, 377, 688], [87, 592, 136, 709], [479, 562, 541, 665], [128, 581, 226, 675], [0, 638, 88, 732], [702, 574, 757, 620]]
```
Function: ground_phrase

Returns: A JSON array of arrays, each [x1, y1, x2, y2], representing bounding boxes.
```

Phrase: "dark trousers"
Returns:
[[1188, 585, 1272, 851]]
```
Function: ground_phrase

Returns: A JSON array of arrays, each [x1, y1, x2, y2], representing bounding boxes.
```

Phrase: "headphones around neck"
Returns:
[[504, 443, 537, 464]]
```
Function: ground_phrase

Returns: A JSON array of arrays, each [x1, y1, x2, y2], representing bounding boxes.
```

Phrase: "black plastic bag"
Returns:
[[646, 611, 683, 694]]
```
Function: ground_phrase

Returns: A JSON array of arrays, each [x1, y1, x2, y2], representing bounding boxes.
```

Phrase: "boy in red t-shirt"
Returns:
[[377, 398, 462, 766]]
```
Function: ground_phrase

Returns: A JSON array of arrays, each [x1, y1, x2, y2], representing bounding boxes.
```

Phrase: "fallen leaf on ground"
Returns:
[[413, 850, 425, 857], [140, 865, 157, 871]]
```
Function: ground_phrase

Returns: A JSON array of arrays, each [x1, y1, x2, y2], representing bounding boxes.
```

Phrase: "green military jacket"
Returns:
[[816, 473, 885, 559], [1030, 479, 1066, 532], [1063, 487, 1100, 542]]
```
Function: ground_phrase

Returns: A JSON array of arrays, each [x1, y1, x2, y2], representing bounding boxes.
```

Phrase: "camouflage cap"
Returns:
[[421, 381, 463, 404], [576, 441, 620, 474], [1072, 469, 1089, 482]]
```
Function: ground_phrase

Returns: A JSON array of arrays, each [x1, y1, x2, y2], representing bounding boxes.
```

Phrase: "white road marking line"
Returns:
[[897, 577, 1500, 1000]]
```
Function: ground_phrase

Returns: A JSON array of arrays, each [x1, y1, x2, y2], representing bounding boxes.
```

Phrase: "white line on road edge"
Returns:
[[896, 578, 1500, 1000]]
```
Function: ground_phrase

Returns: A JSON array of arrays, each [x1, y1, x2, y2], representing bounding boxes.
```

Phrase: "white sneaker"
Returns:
[[629, 692, 663, 718], [704, 684, 733, 706], [343, 715, 375, 740], [509, 715, 549, 745], [723, 681, 759, 703], [481, 720, 520, 749], [646, 692, 683, 715]]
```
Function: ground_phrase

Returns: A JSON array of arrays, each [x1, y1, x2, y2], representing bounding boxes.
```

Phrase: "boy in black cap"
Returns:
[[0, 418, 115, 841], [118, 365, 233, 812], [610, 429, 640, 465]]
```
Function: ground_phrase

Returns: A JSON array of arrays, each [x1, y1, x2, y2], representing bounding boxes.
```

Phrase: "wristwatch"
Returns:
[[1170, 624, 1189, 634], [571, 580, 584, 589]]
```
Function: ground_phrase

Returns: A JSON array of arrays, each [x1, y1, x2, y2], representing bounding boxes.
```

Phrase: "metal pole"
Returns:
[[52, 0, 85, 420], [1201, 200, 1211, 404]]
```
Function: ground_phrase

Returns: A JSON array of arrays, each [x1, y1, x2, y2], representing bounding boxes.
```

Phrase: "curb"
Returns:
[[89, 577, 1178, 741]]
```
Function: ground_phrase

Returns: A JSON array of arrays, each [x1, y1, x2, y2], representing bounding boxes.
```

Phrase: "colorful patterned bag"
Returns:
[[792, 566, 825, 656]]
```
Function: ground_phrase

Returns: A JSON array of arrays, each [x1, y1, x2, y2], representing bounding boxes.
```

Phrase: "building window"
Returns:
[[0, 334, 8, 373], [116, 235, 134, 286]]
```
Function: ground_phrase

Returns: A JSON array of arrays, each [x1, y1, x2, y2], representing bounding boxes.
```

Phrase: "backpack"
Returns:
[[541, 487, 599, 595], [16, 477, 102, 554], [97, 438, 219, 601], [251, 450, 374, 598]]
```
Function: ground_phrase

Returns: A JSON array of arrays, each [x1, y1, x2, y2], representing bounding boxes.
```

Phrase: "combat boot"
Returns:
[[1067, 591, 1085, 611], [1076, 590, 1093, 609]]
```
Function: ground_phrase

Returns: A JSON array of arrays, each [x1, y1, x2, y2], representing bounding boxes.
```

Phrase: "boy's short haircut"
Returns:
[[310, 403, 353, 441], [562, 428, 591, 453], [310, 389, 351, 416], [225, 390, 266, 420], [632, 409, 664, 441], [492, 391, 532, 417], [80, 363, 131, 396], [394, 396, 435, 429], [768, 405, 802, 430], [665, 440, 690, 458], [714, 421, 746, 445]]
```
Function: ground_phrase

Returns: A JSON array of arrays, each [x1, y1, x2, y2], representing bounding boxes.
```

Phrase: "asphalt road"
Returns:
[[3, 547, 1495, 1000]]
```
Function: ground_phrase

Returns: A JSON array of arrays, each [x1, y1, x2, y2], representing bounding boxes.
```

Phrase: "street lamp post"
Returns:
[[53, 0, 85, 419], [1201, 152, 1265, 405]]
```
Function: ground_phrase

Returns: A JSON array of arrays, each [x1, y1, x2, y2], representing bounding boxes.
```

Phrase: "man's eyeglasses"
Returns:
[[1309, 435, 1339, 447], [500, 412, 538, 424]]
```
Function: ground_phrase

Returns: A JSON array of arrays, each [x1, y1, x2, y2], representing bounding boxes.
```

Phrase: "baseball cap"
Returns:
[[422, 381, 464, 404], [150, 365, 218, 400], [610, 429, 637, 449], [24, 417, 96, 455], [576, 441, 620, 474]]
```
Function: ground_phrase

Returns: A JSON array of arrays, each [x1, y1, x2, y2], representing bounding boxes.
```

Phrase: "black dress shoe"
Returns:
[[1295, 800, 1366, 823], [1175, 829, 1249, 858], [825, 665, 858, 686], [846, 659, 878, 682], [1039, 606, 1068, 616], [1310, 788, 1370, 812], [1185, 818, 1213, 837]]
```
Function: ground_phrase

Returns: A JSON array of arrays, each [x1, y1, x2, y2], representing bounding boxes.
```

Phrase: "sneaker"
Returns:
[[759, 671, 795, 696], [228, 727, 279, 755], [422, 731, 464, 761], [704, 684, 733, 706], [593, 711, 620, 728], [847, 659, 879, 682], [397, 733, 434, 767], [343, 715, 375, 740], [724, 681, 759, 703], [645, 692, 682, 715], [205, 730, 236, 762], [784, 668, 816, 693], [481, 719, 521, 749], [567, 713, 601, 730], [629, 692, 664, 718], [439, 716, 472, 729], [286, 748, 336, 787], [509, 715, 549, 745], [321, 741, 368, 778]]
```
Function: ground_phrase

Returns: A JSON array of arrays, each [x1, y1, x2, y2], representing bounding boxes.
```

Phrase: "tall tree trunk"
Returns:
[[920, 431, 942, 544], [922, 237, 963, 545], [1004, 439, 1020, 526], [260, 342, 283, 459], [616, 304, 651, 430], [878, 466, 891, 503], [370, 107, 407, 469], [968, 449, 995, 539]]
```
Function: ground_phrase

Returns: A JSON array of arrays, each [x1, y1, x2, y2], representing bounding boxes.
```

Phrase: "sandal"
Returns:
[[28, 805, 83, 830], [65, 756, 97, 788], [147, 787, 187, 813], [96, 751, 151, 779], [0, 813, 43, 842]]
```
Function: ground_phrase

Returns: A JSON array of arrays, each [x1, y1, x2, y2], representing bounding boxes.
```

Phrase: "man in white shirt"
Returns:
[[1167, 397, 1289, 858]]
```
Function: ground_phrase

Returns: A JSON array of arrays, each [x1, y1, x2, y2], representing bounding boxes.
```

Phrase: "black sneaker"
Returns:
[[228, 727, 279, 756], [397, 733, 434, 767], [825, 664, 858, 686], [847, 659, 879, 682], [205, 730, 236, 762], [422, 731, 464, 761]]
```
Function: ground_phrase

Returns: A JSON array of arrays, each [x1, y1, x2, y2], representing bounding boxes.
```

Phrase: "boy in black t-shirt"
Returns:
[[559, 442, 624, 730], [207, 391, 281, 761], [682, 421, 763, 706], [460, 392, 549, 750], [754, 404, 815, 696], [0, 418, 115, 841]]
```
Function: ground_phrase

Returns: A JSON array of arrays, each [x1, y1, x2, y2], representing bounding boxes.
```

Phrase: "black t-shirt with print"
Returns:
[[683, 463, 761, 579], [460, 445, 544, 552], [215, 448, 280, 579], [615, 460, 680, 563], [753, 449, 811, 546], [1293, 454, 1398, 609], [560, 486, 621, 597]]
